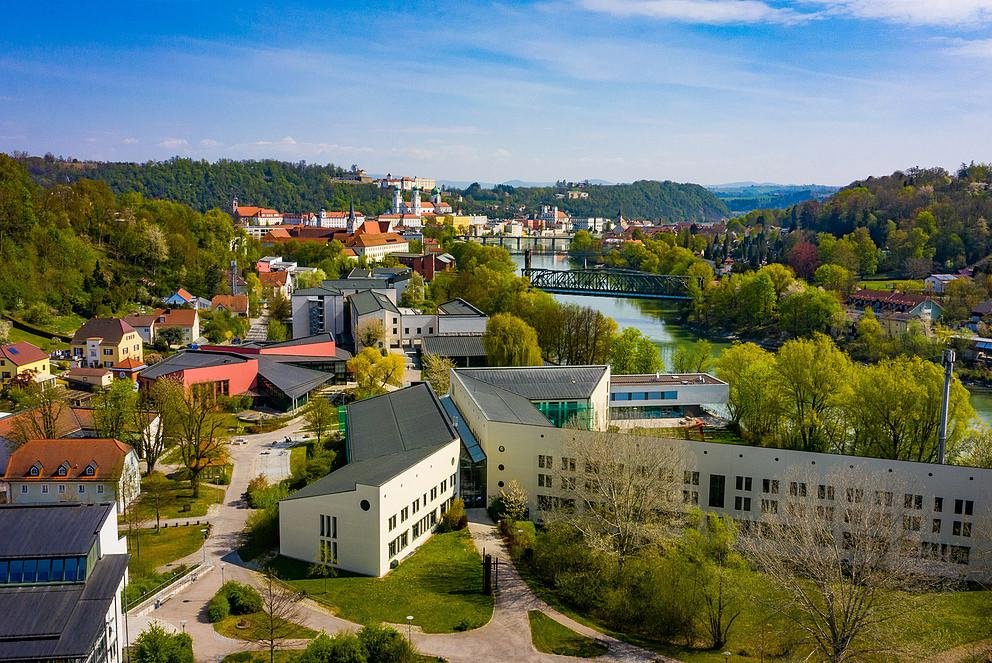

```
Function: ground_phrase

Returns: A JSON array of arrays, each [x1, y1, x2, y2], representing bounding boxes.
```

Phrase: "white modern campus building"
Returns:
[[280, 365, 991, 578]]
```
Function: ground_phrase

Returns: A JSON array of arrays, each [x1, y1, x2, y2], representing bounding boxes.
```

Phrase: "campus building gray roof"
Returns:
[[139, 350, 245, 380], [323, 278, 392, 291], [292, 287, 342, 297], [350, 289, 400, 316], [421, 334, 486, 358], [285, 384, 458, 500], [437, 298, 486, 317], [450, 373, 553, 427], [453, 366, 609, 401], [256, 357, 335, 400], [0, 503, 114, 558]]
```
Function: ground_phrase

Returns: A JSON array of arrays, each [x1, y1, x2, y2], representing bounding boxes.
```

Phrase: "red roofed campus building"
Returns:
[[2, 438, 141, 513], [138, 334, 351, 411], [233, 198, 284, 238]]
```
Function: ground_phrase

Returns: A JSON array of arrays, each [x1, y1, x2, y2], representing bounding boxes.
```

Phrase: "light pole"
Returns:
[[723, 651, 732, 663], [406, 615, 414, 642], [200, 528, 208, 565], [220, 563, 225, 585], [180, 620, 187, 633]]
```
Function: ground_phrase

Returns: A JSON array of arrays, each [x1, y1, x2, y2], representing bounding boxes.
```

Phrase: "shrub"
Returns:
[[297, 632, 367, 663], [357, 623, 417, 663], [242, 506, 279, 560], [132, 623, 193, 663], [222, 581, 263, 615], [246, 475, 288, 509], [206, 592, 230, 623], [506, 521, 536, 560], [441, 498, 467, 531]]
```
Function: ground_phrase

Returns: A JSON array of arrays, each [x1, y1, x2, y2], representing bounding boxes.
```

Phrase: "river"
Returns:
[[511, 252, 992, 424]]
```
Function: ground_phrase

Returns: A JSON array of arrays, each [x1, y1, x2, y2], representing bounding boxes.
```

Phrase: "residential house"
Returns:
[[279, 384, 460, 577], [71, 319, 143, 369], [260, 270, 292, 298], [0, 342, 52, 388], [211, 294, 249, 317], [393, 252, 455, 281], [0, 503, 128, 663], [162, 288, 211, 310], [3, 438, 141, 513], [845, 289, 943, 336], [63, 367, 113, 391], [925, 274, 964, 294], [124, 308, 200, 345]]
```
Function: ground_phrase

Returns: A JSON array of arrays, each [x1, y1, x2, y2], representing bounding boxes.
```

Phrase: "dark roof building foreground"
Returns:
[[70, 318, 136, 345], [454, 365, 609, 401]]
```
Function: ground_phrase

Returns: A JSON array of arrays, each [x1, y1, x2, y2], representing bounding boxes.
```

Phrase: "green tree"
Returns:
[[609, 328, 663, 375], [422, 353, 455, 395], [715, 343, 784, 443], [848, 308, 887, 362], [346, 348, 405, 399], [679, 513, 745, 650], [356, 319, 385, 350], [671, 340, 713, 374], [297, 632, 367, 663], [268, 292, 291, 321], [813, 263, 856, 295], [357, 624, 418, 663], [737, 271, 776, 327], [757, 263, 795, 299], [266, 318, 288, 342], [143, 471, 171, 532], [92, 378, 138, 442], [303, 396, 336, 445], [483, 313, 542, 366], [156, 378, 229, 498], [399, 271, 426, 308], [779, 286, 844, 337], [131, 623, 193, 663]]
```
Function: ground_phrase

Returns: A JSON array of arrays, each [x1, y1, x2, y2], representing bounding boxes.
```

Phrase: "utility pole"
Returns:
[[937, 348, 956, 464]]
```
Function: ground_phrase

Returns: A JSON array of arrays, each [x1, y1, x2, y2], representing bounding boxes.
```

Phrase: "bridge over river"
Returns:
[[522, 266, 699, 300]]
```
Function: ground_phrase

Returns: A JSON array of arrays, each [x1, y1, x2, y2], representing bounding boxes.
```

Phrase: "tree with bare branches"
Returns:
[[255, 566, 305, 663], [155, 378, 228, 498], [545, 432, 686, 572], [10, 383, 68, 446], [738, 467, 947, 662], [134, 386, 167, 475]]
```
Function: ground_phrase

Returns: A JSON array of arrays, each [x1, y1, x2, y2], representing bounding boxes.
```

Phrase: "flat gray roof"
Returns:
[[453, 365, 608, 401], [421, 334, 486, 358], [611, 373, 726, 386], [0, 503, 113, 558]]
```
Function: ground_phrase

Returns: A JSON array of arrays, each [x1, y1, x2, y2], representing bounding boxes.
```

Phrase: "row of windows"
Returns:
[[319, 539, 338, 565], [389, 475, 457, 532], [388, 531, 409, 558], [319, 514, 337, 539], [21, 484, 104, 495], [610, 391, 678, 401], [0, 556, 88, 584], [412, 510, 438, 539]]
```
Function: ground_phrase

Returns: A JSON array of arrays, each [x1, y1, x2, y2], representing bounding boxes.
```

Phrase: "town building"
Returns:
[[279, 384, 460, 576], [0, 342, 52, 388], [290, 268, 412, 341], [0, 502, 129, 662], [348, 233, 410, 260], [351, 290, 403, 349], [122, 308, 201, 346], [436, 299, 488, 334], [609, 373, 730, 422], [233, 199, 284, 239], [162, 288, 211, 310], [378, 175, 436, 192], [63, 367, 114, 391], [845, 289, 943, 336], [2, 438, 140, 513], [392, 252, 455, 281], [71, 319, 144, 369], [420, 334, 487, 367], [925, 273, 964, 294], [211, 294, 249, 317], [571, 217, 608, 234]]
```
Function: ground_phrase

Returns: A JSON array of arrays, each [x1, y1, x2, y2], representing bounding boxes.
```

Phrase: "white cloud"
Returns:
[[493, 148, 512, 158], [254, 135, 298, 146], [199, 138, 222, 147], [158, 137, 188, 148], [803, 0, 992, 26], [944, 37, 992, 57], [122, 137, 139, 144], [576, 0, 808, 24]]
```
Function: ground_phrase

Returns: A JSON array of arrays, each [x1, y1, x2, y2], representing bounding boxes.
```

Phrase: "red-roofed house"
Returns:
[[259, 271, 292, 297], [2, 438, 140, 512], [0, 342, 52, 388], [71, 318, 143, 369], [233, 198, 284, 239], [212, 294, 249, 317]]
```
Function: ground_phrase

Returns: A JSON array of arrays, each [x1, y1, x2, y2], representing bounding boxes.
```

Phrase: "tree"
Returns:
[[813, 263, 856, 295], [739, 468, 943, 662], [779, 286, 844, 337], [93, 378, 138, 442], [671, 340, 713, 374], [266, 318, 288, 342], [134, 387, 167, 475], [347, 347, 405, 399], [143, 472, 171, 532], [268, 291, 291, 321], [421, 353, 455, 395], [757, 263, 795, 299], [303, 396, 336, 445], [308, 561, 337, 594], [0, 319, 10, 345], [131, 623, 194, 663], [548, 432, 685, 572], [715, 343, 784, 442], [497, 480, 529, 522], [484, 313, 542, 366], [357, 624, 418, 663], [737, 271, 776, 327], [399, 271, 426, 308], [356, 319, 385, 350], [609, 327, 663, 375], [254, 567, 305, 663], [156, 378, 229, 498], [11, 383, 68, 446], [679, 513, 745, 650], [297, 632, 367, 663]]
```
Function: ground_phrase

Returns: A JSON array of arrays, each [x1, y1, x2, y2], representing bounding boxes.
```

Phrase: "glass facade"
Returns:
[[533, 400, 594, 429], [0, 555, 88, 584]]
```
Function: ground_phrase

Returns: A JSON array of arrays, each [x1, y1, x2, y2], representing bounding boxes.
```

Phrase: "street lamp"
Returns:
[[200, 528, 208, 565], [180, 620, 187, 633], [723, 651, 732, 662], [220, 563, 225, 585], [406, 615, 414, 642]]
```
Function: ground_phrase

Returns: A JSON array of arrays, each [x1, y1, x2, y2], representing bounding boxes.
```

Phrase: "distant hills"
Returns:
[[706, 183, 840, 213]]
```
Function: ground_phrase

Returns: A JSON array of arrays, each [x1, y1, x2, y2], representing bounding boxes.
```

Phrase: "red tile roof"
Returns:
[[259, 271, 289, 287], [211, 294, 249, 314], [235, 205, 281, 217], [152, 308, 198, 328], [3, 438, 133, 482], [0, 342, 48, 367], [114, 358, 145, 370]]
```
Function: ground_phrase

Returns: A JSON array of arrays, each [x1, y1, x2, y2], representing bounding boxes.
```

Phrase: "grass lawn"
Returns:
[[5, 325, 67, 351], [213, 613, 317, 641], [221, 653, 299, 663], [277, 530, 494, 633], [857, 278, 925, 293], [529, 610, 608, 658], [290, 445, 307, 477], [124, 526, 204, 606], [519, 562, 992, 662], [126, 475, 225, 523]]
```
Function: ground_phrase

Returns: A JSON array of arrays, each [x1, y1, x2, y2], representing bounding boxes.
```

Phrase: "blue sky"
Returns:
[[2, 1, 992, 185]]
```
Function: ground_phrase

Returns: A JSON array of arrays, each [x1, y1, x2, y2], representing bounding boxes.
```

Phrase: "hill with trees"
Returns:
[[454, 180, 729, 222], [0, 154, 245, 319], [707, 183, 839, 213], [12, 154, 394, 216]]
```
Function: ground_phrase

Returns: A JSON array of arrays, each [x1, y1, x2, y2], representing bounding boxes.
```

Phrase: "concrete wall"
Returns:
[[609, 381, 729, 409], [399, 314, 436, 346], [437, 316, 488, 335]]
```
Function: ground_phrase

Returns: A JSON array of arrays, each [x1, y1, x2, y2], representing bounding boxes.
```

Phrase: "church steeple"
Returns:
[[347, 199, 357, 233]]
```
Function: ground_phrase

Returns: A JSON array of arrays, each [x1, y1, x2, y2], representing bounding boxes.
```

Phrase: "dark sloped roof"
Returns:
[[439, 396, 486, 463], [285, 384, 458, 500], [139, 350, 247, 380], [454, 366, 608, 401], [437, 298, 486, 317], [256, 358, 334, 400], [451, 373, 552, 427], [261, 333, 336, 349], [350, 289, 399, 316], [70, 318, 135, 345], [422, 334, 486, 358], [293, 287, 343, 297], [324, 278, 391, 291], [0, 553, 128, 660], [0, 503, 113, 558]]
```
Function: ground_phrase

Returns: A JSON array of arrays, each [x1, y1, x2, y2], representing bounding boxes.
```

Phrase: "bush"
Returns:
[[207, 592, 230, 623], [506, 521, 536, 560], [297, 632, 367, 663], [241, 506, 279, 560], [357, 623, 417, 663], [438, 498, 467, 533], [222, 581, 263, 615], [246, 475, 288, 509], [132, 623, 194, 663]]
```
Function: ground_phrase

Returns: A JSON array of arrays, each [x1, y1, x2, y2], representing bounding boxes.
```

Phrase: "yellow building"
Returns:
[[70, 318, 143, 369], [0, 341, 52, 386]]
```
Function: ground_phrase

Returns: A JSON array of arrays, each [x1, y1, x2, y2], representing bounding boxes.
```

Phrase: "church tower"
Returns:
[[232, 197, 239, 214], [412, 186, 422, 216], [431, 186, 442, 206], [392, 185, 403, 215], [347, 200, 357, 233]]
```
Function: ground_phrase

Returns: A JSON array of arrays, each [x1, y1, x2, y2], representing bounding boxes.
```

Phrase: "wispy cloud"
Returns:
[[576, 0, 810, 25], [122, 137, 139, 144], [158, 137, 188, 148], [392, 125, 483, 135], [803, 0, 992, 27], [199, 138, 222, 147]]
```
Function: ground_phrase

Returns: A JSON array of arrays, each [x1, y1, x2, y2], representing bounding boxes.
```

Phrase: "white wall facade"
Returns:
[[279, 440, 460, 576], [609, 377, 729, 410], [436, 316, 488, 335], [8, 452, 141, 514], [400, 314, 437, 347]]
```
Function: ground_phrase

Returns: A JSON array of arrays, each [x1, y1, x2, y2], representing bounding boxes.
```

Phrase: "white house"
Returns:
[[279, 384, 460, 577], [925, 274, 964, 294]]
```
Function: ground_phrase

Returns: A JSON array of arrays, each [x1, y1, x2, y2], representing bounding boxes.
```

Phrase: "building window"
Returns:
[[20, 485, 27, 494], [761, 499, 778, 514], [735, 476, 752, 491], [561, 457, 576, 472], [934, 497, 943, 512], [538, 455, 553, 469], [412, 498, 420, 514], [431, 487, 437, 501], [954, 499, 974, 516], [538, 474, 553, 488], [684, 471, 699, 486], [682, 490, 699, 505], [902, 515, 921, 532], [933, 518, 942, 534], [762, 479, 779, 494], [708, 474, 725, 508], [734, 496, 751, 511], [58, 485, 65, 494], [41, 485, 49, 494], [78, 485, 85, 494], [388, 515, 397, 531], [103, 348, 113, 356], [817, 485, 835, 500], [401, 507, 409, 523], [441, 479, 447, 492], [846, 488, 864, 503], [789, 482, 807, 498], [953, 521, 972, 537], [904, 494, 923, 510], [97, 485, 104, 494]]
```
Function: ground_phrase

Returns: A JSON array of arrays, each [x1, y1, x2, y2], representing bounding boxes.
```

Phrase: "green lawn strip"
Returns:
[[6, 325, 66, 351], [213, 613, 316, 641], [518, 560, 992, 662], [127, 475, 225, 522], [220, 653, 300, 663], [124, 526, 204, 606], [277, 530, 493, 633], [289, 445, 307, 477], [529, 610, 608, 658]]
